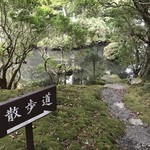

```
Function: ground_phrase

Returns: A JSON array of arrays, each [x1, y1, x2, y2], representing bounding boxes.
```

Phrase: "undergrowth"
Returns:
[[124, 85, 150, 125], [0, 85, 125, 150]]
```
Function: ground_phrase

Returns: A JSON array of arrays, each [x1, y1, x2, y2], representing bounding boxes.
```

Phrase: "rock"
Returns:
[[104, 83, 125, 90], [129, 118, 143, 126], [102, 83, 150, 150], [101, 74, 122, 83], [130, 78, 142, 85], [114, 102, 125, 109]]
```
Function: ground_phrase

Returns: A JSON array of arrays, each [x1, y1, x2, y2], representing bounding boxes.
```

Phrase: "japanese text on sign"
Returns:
[[5, 92, 52, 122]]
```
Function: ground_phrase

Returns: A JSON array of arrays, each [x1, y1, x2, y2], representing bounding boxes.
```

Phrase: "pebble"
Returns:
[[101, 84, 150, 150], [129, 118, 143, 126], [114, 102, 124, 109]]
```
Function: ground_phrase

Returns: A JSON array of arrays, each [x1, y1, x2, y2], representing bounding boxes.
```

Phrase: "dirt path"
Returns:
[[101, 83, 150, 150]]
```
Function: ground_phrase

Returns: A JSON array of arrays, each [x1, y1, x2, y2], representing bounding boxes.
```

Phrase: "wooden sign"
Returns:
[[0, 85, 57, 139]]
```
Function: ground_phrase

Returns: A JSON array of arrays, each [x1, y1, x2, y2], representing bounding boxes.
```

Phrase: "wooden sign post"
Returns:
[[0, 85, 57, 150]]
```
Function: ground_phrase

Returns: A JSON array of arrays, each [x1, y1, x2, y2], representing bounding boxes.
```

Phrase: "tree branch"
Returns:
[[132, 0, 150, 24]]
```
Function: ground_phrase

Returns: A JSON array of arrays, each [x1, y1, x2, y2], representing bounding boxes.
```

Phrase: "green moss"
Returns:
[[68, 141, 81, 150], [0, 85, 125, 150], [0, 86, 41, 102], [124, 85, 150, 125]]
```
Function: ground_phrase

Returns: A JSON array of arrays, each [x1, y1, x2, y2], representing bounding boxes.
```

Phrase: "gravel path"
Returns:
[[101, 83, 150, 150]]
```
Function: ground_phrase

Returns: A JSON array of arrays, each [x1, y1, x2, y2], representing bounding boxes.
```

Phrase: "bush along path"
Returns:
[[101, 84, 150, 150]]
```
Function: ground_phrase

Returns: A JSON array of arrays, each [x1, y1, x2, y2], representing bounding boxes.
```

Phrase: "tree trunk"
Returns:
[[0, 67, 7, 89], [139, 44, 150, 78], [0, 78, 7, 89], [7, 64, 22, 89], [133, 49, 141, 77], [92, 61, 96, 80], [56, 74, 60, 85], [64, 65, 67, 85]]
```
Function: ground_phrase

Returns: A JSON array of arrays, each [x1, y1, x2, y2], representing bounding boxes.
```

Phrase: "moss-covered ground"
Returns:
[[124, 84, 150, 125], [0, 85, 125, 150]]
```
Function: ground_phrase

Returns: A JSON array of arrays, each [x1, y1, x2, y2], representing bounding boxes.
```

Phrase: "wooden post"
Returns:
[[0, 85, 56, 150], [25, 123, 34, 150]]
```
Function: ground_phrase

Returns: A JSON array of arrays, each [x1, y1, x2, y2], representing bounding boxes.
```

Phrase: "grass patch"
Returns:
[[0, 86, 41, 102], [0, 85, 125, 150], [124, 85, 150, 125]]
